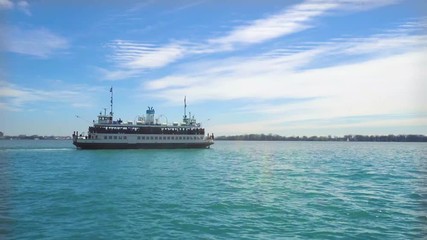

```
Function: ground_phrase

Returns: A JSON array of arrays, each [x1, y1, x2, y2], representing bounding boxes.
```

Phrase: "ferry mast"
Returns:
[[183, 96, 188, 124], [110, 86, 114, 117]]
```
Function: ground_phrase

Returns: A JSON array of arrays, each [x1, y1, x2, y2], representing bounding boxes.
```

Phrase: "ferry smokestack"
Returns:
[[146, 107, 155, 124]]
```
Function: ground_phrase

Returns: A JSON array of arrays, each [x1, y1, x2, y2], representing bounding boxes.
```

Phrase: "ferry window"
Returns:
[[163, 136, 166, 140], [124, 136, 127, 139], [119, 136, 122, 139], [167, 136, 170, 140], [155, 136, 158, 140], [109, 136, 112, 139], [114, 136, 117, 139], [104, 136, 107, 139], [141, 136, 145, 140], [150, 136, 154, 140], [137, 136, 140, 140]]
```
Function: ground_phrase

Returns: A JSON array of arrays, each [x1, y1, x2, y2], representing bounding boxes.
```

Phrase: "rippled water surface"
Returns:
[[1, 140, 426, 239]]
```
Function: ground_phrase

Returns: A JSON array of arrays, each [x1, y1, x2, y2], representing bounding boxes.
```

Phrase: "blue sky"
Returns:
[[1, 0, 426, 136]]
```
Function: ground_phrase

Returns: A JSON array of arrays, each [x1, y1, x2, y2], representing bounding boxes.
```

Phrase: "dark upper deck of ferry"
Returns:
[[89, 125, 205, 135]]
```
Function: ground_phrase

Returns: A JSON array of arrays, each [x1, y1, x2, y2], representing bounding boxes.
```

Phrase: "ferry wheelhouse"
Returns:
[[72, 89, 214, 149]]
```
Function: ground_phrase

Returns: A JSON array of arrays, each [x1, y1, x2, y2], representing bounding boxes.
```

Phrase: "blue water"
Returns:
[[0, 140, 426, 239]]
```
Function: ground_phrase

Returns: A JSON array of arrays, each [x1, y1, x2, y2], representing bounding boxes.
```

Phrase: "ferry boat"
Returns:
[[72, 88, 214, 149]]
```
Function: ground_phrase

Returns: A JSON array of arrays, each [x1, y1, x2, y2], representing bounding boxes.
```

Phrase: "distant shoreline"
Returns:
[[0, 135, 72, 140], [215, 134, 427, 142], [1, 134, 426, 142]]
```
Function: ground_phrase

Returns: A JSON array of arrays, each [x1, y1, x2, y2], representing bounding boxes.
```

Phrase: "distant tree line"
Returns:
[[215, 134, 427, 142], [0, 135, 72, 140]]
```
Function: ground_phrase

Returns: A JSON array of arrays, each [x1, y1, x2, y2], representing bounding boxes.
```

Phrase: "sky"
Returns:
[[0, 0, 426, 137]]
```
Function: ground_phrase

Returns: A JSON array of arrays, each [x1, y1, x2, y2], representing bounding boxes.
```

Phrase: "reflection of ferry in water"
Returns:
[[72, 88, 214, 149]]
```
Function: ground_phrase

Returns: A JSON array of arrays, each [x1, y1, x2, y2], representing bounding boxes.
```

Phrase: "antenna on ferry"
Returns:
[[110, 86, 113, 117], [184, 96, 187, 118]]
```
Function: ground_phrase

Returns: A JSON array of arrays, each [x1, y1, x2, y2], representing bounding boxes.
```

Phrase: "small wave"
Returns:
[[0, 148, 74, 152]]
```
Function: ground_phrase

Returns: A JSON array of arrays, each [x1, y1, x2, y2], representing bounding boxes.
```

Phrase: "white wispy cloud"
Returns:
[[17, 0, 30, 15], [99, 40, 187, 80], [0, 25, 69, 57], [0, 81, 101, 111], [0, 0, 13, 9], [145, 23, 427, 98], [103, 0, 399, 80], [145, 47, 326, 93], [337, 0, 400, 11], [108, 40, 186, 70], [146, 48, 426, 104], [208, 0, 399, 48], [208, 1, 338, 47], [95, 67, 141, 81], [0, 0, 31, 15], [337, 35, 427, 55]]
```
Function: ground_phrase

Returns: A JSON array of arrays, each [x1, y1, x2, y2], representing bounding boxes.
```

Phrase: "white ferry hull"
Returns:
[[72, 134, 214, 149], [73, 141, 213, 149]]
